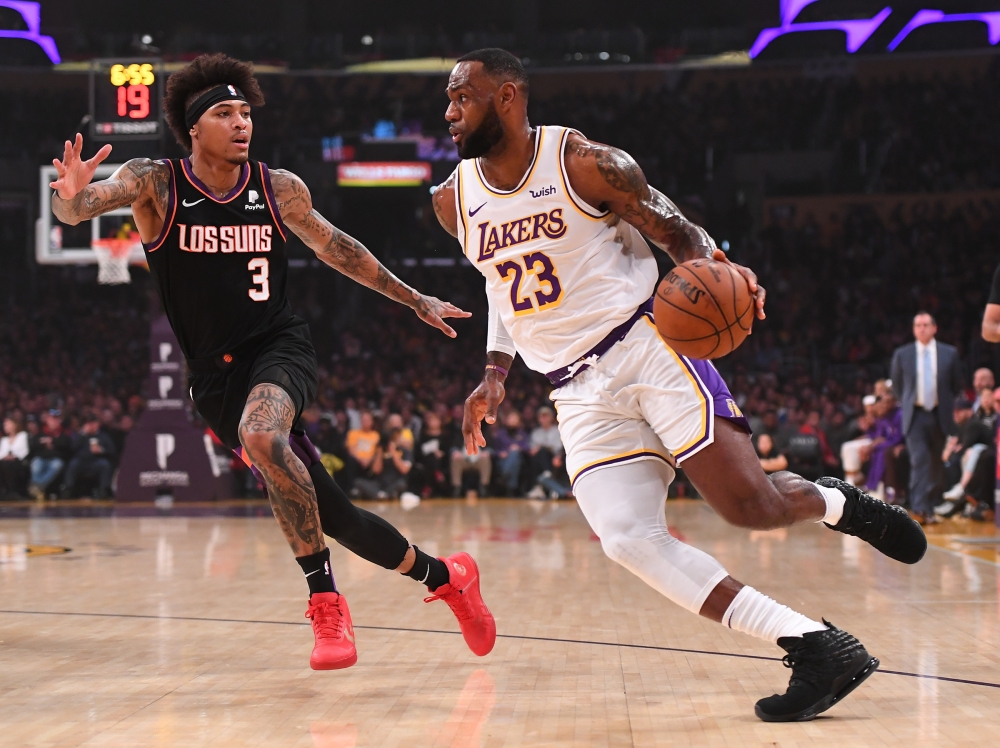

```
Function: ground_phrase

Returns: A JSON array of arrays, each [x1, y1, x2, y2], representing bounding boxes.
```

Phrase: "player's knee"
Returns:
[[238, 425, 282, 466], [598, 519, 676, 568]]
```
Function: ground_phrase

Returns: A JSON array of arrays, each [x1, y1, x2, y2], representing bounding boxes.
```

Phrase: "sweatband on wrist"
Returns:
[[485, 363, 508, 377], [185, 84, 248, 129]]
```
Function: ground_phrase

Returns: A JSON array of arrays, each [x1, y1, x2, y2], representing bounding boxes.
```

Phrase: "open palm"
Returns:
[[49, 133, 112, 200]]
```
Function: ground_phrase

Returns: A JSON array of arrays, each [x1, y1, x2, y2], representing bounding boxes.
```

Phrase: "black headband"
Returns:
[[185, 84, 248, 129]]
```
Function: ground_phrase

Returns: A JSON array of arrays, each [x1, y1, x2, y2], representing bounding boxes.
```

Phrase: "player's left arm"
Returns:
[[269, 168, 470, 337], [563, 133, 765, 320]]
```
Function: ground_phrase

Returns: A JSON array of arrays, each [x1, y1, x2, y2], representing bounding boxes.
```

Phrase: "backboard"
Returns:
[[36, 163, 146, 265]]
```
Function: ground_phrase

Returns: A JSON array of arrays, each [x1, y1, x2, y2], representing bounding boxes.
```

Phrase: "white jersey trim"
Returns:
[[558, 128, 610, 220]]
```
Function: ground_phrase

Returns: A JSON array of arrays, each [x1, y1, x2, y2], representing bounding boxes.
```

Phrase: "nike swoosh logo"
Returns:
[[469, 202, 487, 217], [182, 198, 206, 207]]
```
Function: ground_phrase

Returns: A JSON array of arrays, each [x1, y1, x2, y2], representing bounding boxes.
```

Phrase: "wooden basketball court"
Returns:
[[1, 498, 997, 746]]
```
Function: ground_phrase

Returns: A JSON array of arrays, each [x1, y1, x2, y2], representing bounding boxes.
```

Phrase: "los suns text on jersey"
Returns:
[[176, 223, 273, 253]]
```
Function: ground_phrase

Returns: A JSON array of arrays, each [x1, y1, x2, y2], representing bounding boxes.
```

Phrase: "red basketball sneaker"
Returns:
[[305, 592, 358, 670], [424, 552, 496, 656]]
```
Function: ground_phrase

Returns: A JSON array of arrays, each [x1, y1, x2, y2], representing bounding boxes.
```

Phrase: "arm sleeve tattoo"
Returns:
[[51, 159, 170, 225], [566, 139, 715, 265], [270, 168, 423, 308]]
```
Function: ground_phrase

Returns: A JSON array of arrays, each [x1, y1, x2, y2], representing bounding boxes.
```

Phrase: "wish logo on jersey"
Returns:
[[475, 208, 567, 262], [177, 223, 273, 253]]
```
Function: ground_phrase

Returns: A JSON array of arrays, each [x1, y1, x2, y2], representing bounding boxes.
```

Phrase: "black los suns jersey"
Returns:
[[143, 158, 293, 360]]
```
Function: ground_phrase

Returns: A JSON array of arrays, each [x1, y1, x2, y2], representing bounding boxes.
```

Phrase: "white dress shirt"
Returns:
[[0, 431, 29, 460], [915, 338, 938, 409]]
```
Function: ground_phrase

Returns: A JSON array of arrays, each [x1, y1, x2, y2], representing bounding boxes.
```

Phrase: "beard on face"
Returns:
[[457, 101, 505, 159], [226, 151, 250, 165]]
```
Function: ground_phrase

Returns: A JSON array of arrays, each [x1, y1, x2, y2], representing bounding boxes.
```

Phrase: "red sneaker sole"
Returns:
[[310, 652, 358, 671]]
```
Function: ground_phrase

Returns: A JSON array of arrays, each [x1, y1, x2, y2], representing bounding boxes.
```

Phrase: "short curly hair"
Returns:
[[163, 53, 264, 151]]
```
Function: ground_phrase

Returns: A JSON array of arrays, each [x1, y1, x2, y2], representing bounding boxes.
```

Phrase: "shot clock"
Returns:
[[89, 58, 163, 140]]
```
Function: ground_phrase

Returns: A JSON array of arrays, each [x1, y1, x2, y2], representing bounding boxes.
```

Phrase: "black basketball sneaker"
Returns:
[[755, 620, 879, 722], [817, 476, 927, 564]]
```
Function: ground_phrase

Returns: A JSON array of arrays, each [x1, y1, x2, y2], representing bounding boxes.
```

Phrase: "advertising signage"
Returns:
[[337, 162, 432, 187]]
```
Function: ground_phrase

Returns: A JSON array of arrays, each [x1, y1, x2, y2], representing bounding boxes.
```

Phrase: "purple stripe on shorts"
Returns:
[[683, 358, 752, 436], [572, 450, 673, 488]]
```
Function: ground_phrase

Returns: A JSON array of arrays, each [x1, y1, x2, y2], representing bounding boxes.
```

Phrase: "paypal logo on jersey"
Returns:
[[244, 189, 266, 210], [529, 185, 557, 199]]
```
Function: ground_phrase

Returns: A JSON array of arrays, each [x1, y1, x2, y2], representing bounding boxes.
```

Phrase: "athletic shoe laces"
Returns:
[[306, 600, 345, 639], [424, 588, 474, 622]]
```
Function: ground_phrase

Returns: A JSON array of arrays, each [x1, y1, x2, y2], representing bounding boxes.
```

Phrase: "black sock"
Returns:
[[402, 545, 450, 590], [296, 547, 337, 596]]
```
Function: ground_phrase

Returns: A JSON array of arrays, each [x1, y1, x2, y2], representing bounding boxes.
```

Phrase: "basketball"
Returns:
[[653, 258, 755, 359]]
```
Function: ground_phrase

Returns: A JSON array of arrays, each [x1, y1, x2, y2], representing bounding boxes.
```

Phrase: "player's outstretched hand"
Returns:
[[711, 248, 766, 322], [49, 133, 113, 200], [463, 376, 506, 455], [412, 294, 471, 338]]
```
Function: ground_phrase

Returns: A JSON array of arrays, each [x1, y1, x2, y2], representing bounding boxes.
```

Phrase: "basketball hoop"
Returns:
[[92, 232, 141, 285]]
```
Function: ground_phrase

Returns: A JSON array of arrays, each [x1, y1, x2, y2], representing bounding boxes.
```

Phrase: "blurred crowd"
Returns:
[[4, 59, 1000, 505], [0, 273, 147, 499]]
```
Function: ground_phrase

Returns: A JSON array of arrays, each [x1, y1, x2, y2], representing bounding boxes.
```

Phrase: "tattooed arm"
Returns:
[[564, 132, 765, 319], [49, 134, 169, 242], [269, 168, 471, 337]]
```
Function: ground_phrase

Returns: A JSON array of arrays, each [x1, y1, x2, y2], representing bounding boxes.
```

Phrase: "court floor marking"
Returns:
[[2, 608, 997, 691]]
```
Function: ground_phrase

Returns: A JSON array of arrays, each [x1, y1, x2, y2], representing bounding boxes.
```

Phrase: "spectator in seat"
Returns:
[[353, 428, 413, 500], [840, 395, 878, 486], [449, 402, 492, 497], [492, 410, 530, 496], [313, 413, 347, 478], [344, 411, 381, 491], [28, 409, 71, 500], [0, 414, 30, 498], [528, 407, 572, 499], [754, 433, 788, 473], [936, 393, 997, 520], [415, 411, 449, 496], [971, 369, 995, 411], [63, 414, 116, 499], [863, 393, 906, 503]]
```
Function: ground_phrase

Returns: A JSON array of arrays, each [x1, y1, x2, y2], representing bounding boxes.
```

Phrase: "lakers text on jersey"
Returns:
[[453, 125, 658, 375]]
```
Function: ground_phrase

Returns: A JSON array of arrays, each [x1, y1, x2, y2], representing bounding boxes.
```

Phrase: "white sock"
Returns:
[[722, 585, 826, 643], [815, 483, 846, 525]]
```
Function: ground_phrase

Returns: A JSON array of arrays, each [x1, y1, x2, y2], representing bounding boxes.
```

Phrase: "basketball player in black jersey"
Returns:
[[49, 54, 495, 670]]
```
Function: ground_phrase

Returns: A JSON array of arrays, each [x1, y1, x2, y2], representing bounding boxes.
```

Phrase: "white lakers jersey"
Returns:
[[453, 125, 658, 375]]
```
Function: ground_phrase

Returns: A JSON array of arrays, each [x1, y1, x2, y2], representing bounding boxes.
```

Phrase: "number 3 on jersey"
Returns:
[[496, 252, 563, 315], [248, 257, 269, 301]]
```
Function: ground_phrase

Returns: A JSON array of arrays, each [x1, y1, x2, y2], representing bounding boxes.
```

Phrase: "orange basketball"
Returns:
[[653, 258, 755, 359]]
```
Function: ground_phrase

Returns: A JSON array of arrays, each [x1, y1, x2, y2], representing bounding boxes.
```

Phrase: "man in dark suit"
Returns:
[[890, 312, 964, 523]]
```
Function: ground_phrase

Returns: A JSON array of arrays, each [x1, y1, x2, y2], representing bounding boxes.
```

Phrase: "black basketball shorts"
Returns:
[[187, 316, 318, 450]]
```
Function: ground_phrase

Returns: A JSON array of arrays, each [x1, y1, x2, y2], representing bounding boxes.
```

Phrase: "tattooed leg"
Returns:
[[238, 383, 324, 557]]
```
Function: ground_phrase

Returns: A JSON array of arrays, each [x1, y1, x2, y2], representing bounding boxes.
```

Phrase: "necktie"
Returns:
[[922, 347, 935, 408]]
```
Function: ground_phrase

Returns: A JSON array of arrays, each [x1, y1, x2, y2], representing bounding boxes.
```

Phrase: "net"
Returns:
[[92, 233, 140, 285]]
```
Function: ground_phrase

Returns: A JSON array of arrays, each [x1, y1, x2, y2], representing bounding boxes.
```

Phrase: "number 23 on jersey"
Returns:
[[496, 252, 563, 315]]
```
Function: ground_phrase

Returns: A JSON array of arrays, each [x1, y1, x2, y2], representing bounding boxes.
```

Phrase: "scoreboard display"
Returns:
[[89, 58, 163, 140]]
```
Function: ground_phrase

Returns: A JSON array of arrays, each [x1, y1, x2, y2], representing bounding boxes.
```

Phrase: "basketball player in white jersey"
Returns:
[[432, 49, 927, 722]]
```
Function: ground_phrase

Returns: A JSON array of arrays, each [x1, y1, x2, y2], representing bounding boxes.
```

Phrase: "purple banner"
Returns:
[[116, 315, 235, 503]]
